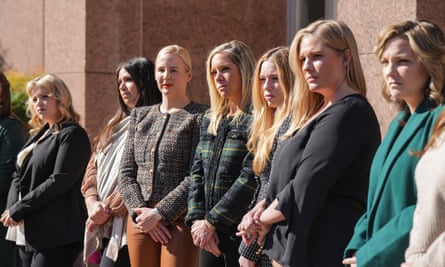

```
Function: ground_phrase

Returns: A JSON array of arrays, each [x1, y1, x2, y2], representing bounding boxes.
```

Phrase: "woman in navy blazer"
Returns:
[[343, 20, 445, 267], [0, 73, 91, 267]]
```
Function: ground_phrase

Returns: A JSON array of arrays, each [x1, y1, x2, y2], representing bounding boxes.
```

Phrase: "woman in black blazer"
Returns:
[[0, 73, 91, 267]]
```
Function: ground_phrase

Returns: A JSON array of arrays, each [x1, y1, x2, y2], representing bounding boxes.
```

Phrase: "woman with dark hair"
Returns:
[[0, 72, 26, 267], [0, 73, 91, 267], [81, 57, 161, 266]]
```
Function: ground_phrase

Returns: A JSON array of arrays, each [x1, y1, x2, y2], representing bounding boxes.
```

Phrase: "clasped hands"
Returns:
[[191, 219, 221, 257], [236, 201, 270, 247], [132, 207, 172, 244]]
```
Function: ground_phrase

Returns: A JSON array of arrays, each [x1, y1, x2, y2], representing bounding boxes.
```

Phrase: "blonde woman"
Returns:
[[240, 20, 381, 267], [237, 47, 293, 267], [118, 45, 208, 267], [185, 40, 257, 267], [0, 73, 91, 267]]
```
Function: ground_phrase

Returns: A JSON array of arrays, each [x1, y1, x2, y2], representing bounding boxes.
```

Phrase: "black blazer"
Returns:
[[264, 94, 381, 267], [7, 122, 91, 251]]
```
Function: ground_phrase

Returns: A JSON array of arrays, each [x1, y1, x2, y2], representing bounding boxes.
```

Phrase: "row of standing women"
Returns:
[[1, 18, 445, 267]]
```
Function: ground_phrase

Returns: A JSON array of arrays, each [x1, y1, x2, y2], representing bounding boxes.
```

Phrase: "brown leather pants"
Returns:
[[126, 216, 199, 267]]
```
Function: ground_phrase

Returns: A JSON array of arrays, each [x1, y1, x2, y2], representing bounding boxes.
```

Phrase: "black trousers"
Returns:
[[18, 242, 81, 267], [199, 232, 241, 267], [99, 238, 130, 267]]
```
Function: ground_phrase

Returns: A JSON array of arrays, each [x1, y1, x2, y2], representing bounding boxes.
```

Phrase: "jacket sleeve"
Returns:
[[9, 126, 91, 221], [206, 151, 257, 233], [355, 206, 414, 267], [81, 153, 98, 198], [185, 138, 206, 226], [344, 211, 369, 256], [118, 110, 147, 211], [0, 121, 25, 196]]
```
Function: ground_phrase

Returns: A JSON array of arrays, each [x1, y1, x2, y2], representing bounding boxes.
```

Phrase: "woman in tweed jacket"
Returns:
[[236, 47, 294, 267], [118, 45, 208, 267], [185, 40, 257, 267]]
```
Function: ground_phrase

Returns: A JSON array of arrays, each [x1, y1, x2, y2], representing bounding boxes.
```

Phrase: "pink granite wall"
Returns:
[[337, 0, 417, 134], [0, 0, 44, 73], [83, 0, 287, 138], [338, 0, 445, 134]]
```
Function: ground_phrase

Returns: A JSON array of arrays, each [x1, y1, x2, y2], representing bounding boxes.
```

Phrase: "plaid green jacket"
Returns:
[[185, 110, 257, 234]]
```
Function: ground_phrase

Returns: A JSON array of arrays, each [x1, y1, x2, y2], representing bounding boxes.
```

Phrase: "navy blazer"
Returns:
[[6, 122, 91, 251]]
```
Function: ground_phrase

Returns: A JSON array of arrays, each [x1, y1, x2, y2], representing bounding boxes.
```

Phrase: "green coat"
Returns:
[[345, 102, 444, 267]]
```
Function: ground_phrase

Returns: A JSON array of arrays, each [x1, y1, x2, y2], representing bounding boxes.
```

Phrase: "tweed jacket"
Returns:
[[185, 110, 257, 235], [238, 116, 291, 265], [118, 102, 207, 224], [404, 132, 445, 267], [345, 102, 444, 267], [7, 122, 91, 251]]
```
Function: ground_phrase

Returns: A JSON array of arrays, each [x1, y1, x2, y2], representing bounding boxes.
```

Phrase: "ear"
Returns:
[[343, 49, 352, 67], [186, 71, 192, 82]]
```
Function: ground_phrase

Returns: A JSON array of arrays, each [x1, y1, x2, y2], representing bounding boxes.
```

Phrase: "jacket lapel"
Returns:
[[369, 103, 430, 210]]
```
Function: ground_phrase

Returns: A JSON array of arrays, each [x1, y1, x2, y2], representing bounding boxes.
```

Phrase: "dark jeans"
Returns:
[[99, 239, 130, 267], [18, 242, 81, 267], [0, 225, 19, 267], [199, 232, 240, 267]]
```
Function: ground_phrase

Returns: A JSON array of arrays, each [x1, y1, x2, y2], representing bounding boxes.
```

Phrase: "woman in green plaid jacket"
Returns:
[[185, 40, 257, 267]]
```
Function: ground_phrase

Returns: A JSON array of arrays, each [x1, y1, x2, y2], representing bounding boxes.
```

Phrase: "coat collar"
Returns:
[[369, 101, 431, 208]]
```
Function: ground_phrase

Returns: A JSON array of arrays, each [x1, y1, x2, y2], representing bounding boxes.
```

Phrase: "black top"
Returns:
[[264, 94, 381, 267], [7, 122, 91, 251]]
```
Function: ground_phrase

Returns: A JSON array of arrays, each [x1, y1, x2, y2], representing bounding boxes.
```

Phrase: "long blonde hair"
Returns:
[[26, 73, 80, 134], [206, 40, 256, 135], [285, 19, 366, 138], [375, 20, 445, 110], [248, 47, 294, 175]]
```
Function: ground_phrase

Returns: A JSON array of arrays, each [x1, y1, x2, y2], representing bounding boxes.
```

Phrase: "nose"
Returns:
[[302, 58, 312, 72], [215, 71, 224, 82], [263, 78, 273, 91], [383, 62, 396, 78]]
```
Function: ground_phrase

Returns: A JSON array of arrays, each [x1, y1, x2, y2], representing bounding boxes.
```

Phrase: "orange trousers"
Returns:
[[126, 216, 199, 267]]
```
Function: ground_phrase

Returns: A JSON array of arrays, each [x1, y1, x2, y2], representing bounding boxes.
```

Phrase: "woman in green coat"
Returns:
[[343, 20, 445, 267]]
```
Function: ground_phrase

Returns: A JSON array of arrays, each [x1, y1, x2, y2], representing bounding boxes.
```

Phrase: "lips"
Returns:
[[162, 83, 172, 88]]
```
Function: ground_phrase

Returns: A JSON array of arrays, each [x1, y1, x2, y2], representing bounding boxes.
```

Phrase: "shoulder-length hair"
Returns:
[[25, 73, 80, 134], [375, 20, 445, 110], [96, 57, 161, 151], [248, 47, 294, 175], [285, 19, 366, 137]]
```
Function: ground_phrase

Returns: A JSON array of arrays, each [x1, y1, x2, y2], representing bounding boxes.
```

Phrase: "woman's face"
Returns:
[[31, 86, 60, 126], [118, 68, 139, 108], [155, 53, 191, 96], [210, 53, 242, 104], [299, 34, 346, 94], [260, 60, 284, 108], [381, 37, 428, 109]]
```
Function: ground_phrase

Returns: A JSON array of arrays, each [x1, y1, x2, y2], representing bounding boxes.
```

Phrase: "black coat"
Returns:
[[7, 122, 91, 251], [264, 94, 381, 267]]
